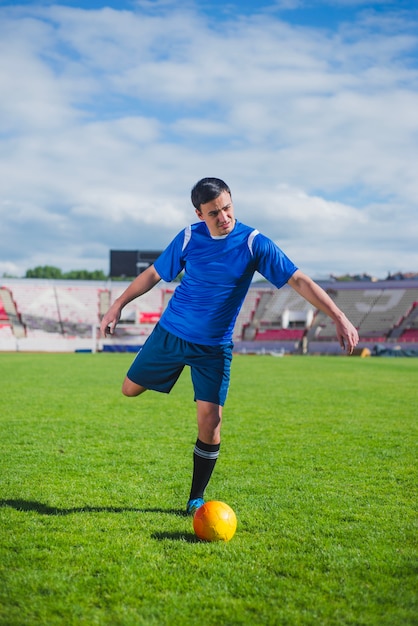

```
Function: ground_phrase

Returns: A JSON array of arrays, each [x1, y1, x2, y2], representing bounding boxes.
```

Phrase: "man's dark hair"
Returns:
[[191, 178, 231, 211]]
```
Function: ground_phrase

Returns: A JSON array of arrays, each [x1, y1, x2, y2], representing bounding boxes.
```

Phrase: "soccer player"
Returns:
[[100, 177, 359, 515]]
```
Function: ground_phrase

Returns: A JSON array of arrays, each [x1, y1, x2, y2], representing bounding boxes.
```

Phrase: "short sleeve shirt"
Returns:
[[154, 220, 298, 345]]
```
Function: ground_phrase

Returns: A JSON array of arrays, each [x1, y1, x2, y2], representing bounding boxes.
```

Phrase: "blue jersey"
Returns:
[[154, 220, 298, 345]]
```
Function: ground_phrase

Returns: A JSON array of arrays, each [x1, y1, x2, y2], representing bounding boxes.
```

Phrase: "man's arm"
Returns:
[[100, 264, 161, 337], [288, 269, 359, 354]]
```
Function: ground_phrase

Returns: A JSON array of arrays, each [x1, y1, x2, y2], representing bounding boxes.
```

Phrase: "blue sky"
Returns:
[[0, 0, 417, 278]]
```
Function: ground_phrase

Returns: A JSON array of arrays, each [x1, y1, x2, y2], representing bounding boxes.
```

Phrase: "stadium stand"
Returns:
[[232, 288, 260, 341], [0, 286, 25, 338], [254, 329, 305, 341], [243, 286, 314, 340], [307, 285, 418, 343], [399, 328, 418, 341], [0, 297, 13, 339], [0, 300, 9, 325], [7, 282, 99, 337], [388, 301, 418, 341], [1, 278, 417, 353]]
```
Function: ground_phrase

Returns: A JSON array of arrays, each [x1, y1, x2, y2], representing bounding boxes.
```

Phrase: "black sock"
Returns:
[[189, 439, 220, 501]]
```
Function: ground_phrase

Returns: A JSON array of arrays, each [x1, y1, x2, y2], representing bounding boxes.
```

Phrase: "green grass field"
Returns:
[[0, 353, 416, 625]]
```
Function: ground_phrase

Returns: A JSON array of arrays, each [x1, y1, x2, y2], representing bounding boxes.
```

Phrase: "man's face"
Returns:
[[196, 190, 235, 237]]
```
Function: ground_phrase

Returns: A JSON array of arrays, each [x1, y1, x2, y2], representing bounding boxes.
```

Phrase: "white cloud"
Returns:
[[0, 1, 417, 278]]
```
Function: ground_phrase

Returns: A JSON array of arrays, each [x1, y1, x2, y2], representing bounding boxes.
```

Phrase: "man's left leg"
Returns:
[[187, 401, 222, 514]]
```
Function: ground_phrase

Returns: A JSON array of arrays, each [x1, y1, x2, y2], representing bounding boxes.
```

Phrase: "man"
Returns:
[[100, 177, 359, 515]]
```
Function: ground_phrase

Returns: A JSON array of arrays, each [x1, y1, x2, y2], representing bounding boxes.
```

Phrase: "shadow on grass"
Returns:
[[0, 498, 185, 517], [151, 531, 199, 543]]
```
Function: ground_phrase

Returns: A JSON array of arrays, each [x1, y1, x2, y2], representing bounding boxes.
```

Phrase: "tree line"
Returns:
[[25, 266, 108, 280]]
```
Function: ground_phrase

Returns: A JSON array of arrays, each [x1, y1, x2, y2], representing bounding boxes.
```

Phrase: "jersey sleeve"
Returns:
[[153, 229, 186, 282], [252, 233, 298, 288]]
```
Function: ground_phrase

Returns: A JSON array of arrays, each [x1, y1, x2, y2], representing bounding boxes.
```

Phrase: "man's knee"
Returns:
[[197, 401, 222, 443], [122, 377, 147, 397]]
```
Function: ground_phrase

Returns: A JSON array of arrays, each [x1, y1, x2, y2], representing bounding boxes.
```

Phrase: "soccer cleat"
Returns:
[[186, 497, 205, 516]]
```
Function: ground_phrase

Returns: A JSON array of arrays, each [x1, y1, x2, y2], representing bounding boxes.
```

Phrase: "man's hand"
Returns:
[[99, 265, 161, 338], [335, 317, 359, 355], [100, 303, 122, 337], [288, 271, 359, 355]]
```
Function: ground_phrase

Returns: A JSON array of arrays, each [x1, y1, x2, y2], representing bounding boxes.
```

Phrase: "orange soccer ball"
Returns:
[[193, 500, 237, 542]]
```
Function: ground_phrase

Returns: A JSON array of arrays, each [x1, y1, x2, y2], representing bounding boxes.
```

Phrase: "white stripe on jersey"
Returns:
[[182, 225, 192, 251], [247, 229, 259, 256]]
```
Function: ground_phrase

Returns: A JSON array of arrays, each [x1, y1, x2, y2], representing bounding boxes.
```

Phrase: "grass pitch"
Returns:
[[0, 353, 416, 625]]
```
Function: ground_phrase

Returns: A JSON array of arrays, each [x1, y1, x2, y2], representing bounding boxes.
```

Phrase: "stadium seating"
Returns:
[[0, 300, 9, 326], [254, 328, 305, 341], [0, 325, 13, 337], [1, 278, 418, 353], [308, 287, 418, 342], [399, 328, 418, 342]]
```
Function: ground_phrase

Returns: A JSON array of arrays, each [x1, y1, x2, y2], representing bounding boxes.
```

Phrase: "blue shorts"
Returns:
[[126, 324, 233, 406]]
